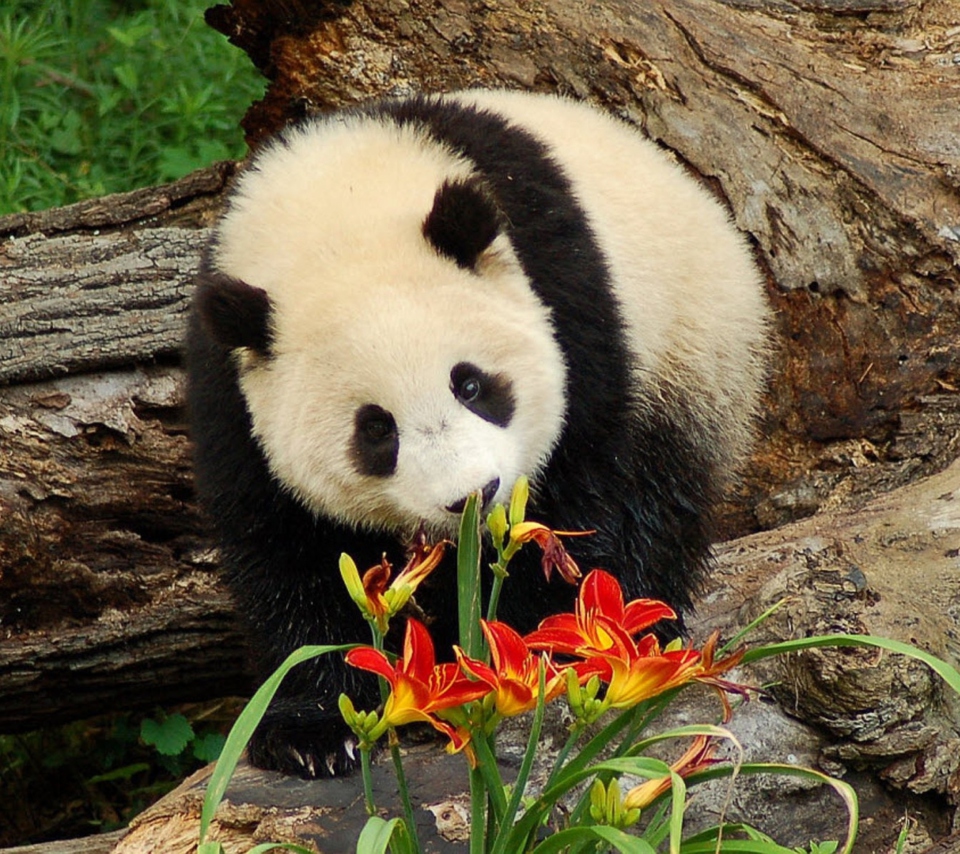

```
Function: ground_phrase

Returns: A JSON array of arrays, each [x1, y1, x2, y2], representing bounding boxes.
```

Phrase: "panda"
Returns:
[[186, 89, 770, 778]]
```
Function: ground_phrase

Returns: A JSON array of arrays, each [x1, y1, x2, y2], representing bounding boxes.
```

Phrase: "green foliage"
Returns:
[[140, 712, 194, 756], [0, 0, 263, 214], [0, 703, 235, 847]]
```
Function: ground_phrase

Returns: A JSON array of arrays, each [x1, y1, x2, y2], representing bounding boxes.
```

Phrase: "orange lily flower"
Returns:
[[457, 620, 568, 718], [340, 537, 448, 633], [526, 569, 746, 712], [524, 569, 677, 659], [596, 624, 702, 708], [622, 734, 720, 809], [345, 618, 492, 751], [507, 521, 586, 584]]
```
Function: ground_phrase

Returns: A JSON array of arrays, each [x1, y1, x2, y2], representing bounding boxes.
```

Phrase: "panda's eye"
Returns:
[[450, 362, 515, 428], [363, 415, 395, 442], [352, 404, 398, 477], [457, 375, 482, 403]]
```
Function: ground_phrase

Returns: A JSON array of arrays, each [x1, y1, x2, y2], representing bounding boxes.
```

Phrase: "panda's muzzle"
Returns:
[[445, 477, 500, 515]]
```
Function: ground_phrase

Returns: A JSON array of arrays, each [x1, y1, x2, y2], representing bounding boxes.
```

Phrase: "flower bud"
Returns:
[[487, 503, 508, 552], [508, 475, 529, 528]]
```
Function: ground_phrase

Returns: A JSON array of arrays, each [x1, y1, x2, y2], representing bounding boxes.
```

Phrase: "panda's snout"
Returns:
[[446, 477, 500, 515]]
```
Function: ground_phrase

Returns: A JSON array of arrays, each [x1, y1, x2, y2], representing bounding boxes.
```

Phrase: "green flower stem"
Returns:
[[368, 610, 422, 849], [469, 764, 486, 854], [544, 725, 585, 791], [485, 571, 505, 623], [490, 662, 549, 854], [390, 739, 422, 852], [361, 746, 376, 816], [469, 731, 507, 825], [485, 538, 521, 622]]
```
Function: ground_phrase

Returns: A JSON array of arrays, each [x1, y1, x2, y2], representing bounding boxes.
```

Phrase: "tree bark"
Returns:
[[0, 165, 250, 730]]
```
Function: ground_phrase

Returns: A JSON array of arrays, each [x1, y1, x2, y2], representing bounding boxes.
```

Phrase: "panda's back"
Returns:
[[447, 90, 769, 476]]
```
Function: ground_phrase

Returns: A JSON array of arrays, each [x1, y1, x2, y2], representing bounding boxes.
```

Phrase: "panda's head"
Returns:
[[195, 116, 567, 537]]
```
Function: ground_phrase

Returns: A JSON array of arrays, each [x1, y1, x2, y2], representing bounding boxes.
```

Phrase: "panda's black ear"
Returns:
[[422, 177, 504, 270], [194, 270, 273, 353]]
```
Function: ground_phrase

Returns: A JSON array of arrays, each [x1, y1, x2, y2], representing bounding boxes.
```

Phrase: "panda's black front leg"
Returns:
[[224, 517, 399, 778], [245, 666, 379, 779]]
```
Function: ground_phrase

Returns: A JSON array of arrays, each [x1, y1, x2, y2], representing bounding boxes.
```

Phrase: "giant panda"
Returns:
[[186, 89, 770, 778]]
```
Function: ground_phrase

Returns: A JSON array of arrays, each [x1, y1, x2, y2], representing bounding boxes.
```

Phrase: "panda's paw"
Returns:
[[247, 712, 368, 779]]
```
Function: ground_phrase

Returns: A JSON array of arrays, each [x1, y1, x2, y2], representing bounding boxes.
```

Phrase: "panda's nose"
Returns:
[[446, 478, 501, 515]]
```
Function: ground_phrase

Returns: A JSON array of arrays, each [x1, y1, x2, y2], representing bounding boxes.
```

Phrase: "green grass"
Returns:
[[0, 0, 264, 214]]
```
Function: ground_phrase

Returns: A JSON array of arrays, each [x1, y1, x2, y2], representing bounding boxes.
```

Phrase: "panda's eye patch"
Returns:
[[352, 404, 398, 477], [450, 362, 515, 428], [362, 414, 394, 442]]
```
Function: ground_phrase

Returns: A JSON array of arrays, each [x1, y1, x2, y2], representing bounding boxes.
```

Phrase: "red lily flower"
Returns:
[[526, 569, 743, 710], [457, 620, 568, 718], [524, 569, 677, 659], [345, 618, 492, 751]]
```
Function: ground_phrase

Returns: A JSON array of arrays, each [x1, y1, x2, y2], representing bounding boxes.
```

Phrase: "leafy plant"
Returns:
[[0, 0, 263, 214], [0, 703, 234, 846], [193, 477, 960, 853]]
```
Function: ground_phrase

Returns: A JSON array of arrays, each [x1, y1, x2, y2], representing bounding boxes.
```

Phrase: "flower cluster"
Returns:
[[342, 548, 745, 757]]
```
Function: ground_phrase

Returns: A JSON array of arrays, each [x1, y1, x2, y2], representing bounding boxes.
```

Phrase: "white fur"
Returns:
[[215, 115, 567, 535], [212, 92, 768, 536]]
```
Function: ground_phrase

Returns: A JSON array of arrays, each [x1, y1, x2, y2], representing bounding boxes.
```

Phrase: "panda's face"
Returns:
[[201, 115, 568, 536], [233, 272, 566, 537]]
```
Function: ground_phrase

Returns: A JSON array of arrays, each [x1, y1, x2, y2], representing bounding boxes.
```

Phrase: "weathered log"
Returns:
[[0, 166, 249, 731], [0, 163, 231, 386], [0, 830, 126, 854]]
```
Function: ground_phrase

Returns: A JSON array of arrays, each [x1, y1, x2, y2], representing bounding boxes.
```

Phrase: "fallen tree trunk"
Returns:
[[0, 167, 250, 729]]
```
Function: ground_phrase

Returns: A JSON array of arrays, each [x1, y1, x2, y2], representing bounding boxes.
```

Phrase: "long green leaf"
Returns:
[[457, 492, 483, 659], [679, 763, 858, 854], [667, 771, 686, 854], [356, 816, 405, 854], [531, 824, 657, 854], [199, 643, 355, 846], [680, 842, 801, 854], [742, 633, 960, 695]]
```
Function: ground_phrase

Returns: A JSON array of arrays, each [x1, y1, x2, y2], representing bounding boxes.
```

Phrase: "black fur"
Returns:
[[422, 177, 503, 269], [195, 271, 273, 353], [186, 95, 716, 778]]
